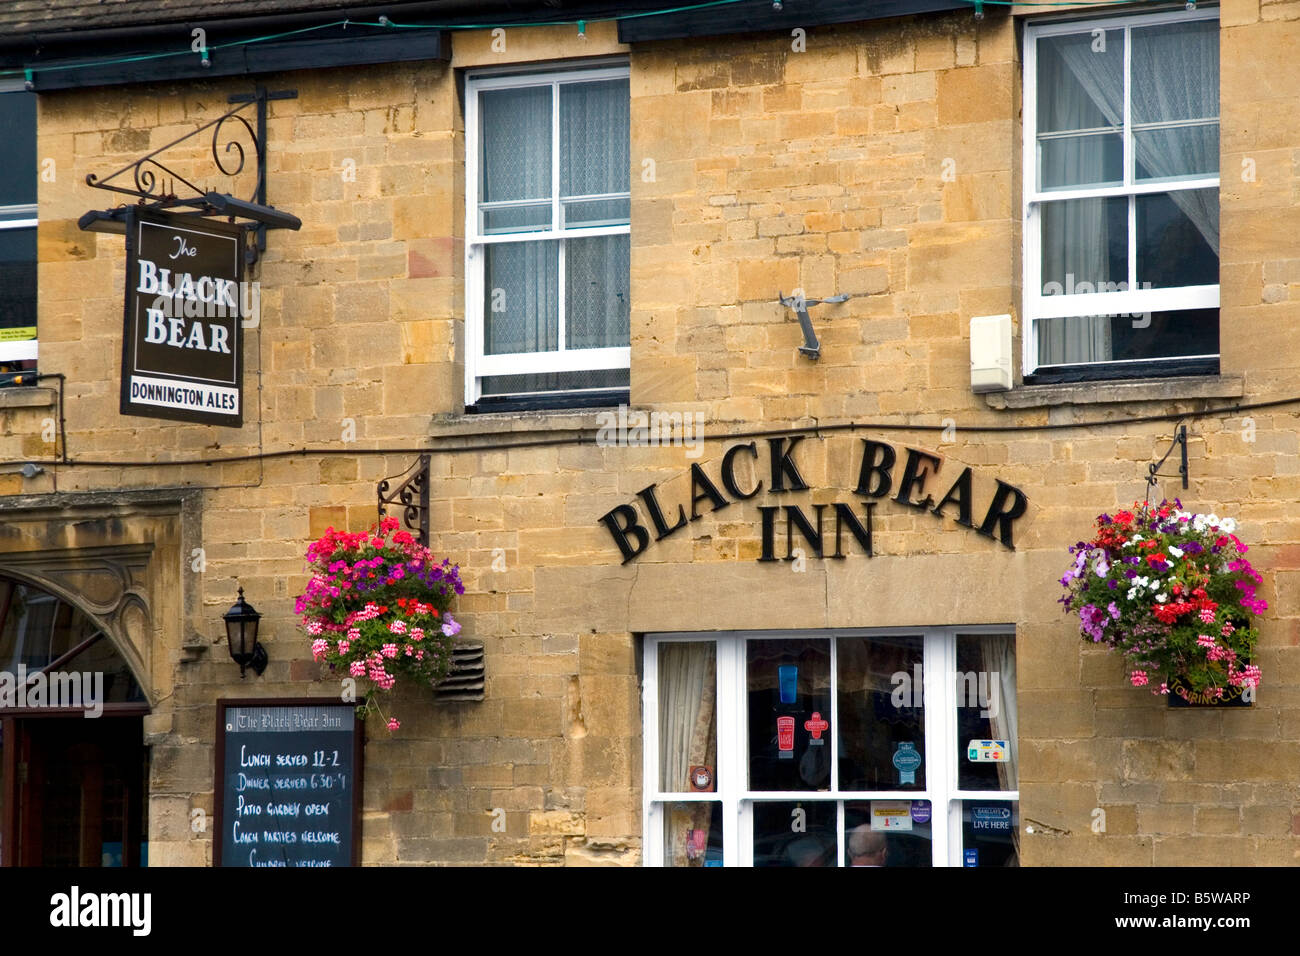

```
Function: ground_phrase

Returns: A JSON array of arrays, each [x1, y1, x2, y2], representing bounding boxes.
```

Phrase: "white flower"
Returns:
[[1155, 593, 1167, 603], [1207, 514, 1220, 527], [1219, 517, 1236, 533], [1168, 546, 1184, 558]]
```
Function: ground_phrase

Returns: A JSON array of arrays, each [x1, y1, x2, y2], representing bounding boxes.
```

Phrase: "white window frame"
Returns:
[[0, 80, 37, 364], [642, 626, 1018, 867], [463, 63, 631, 406], [1021, 9, 1220, 377]]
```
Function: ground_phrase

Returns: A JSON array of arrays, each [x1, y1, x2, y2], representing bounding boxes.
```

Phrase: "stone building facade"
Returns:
[[0, 0, 1298, 866]]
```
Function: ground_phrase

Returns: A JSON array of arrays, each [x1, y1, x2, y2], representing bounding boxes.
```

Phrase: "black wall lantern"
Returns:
[[223, 586, 267, 678]]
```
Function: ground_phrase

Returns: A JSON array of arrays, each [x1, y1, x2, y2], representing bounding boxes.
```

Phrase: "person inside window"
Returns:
[[847, 826, 888, 867]]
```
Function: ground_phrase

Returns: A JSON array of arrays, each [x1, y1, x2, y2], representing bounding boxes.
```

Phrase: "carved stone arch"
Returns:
[[0, 565, 155, 708]]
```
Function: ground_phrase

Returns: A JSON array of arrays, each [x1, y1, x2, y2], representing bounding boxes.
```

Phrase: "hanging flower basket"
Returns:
[[1060, 500, 1264, 705], [294, 516, 465, 731]]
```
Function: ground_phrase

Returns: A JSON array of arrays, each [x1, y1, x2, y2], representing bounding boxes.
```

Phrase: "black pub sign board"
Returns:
[[214, 699, 364, 867], [121, 208, 245, 426]]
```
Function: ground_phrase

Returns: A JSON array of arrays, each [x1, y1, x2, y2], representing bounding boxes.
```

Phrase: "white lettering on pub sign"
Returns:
[[121, 210, 244, 425]]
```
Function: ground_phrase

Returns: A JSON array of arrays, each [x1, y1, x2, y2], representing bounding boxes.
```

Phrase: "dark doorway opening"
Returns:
[[0, 574, 151, 866], [2, 716, 148, 866]]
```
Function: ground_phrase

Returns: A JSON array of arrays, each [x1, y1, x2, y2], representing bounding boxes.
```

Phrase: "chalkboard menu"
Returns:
[[214, 699, 363, 867]]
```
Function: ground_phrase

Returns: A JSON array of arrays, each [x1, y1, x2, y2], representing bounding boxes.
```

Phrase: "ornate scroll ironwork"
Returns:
[[83, 86, 297, 263], [1144, 423, 1189, 505], [378, 454, 431, 547], [85, 100, 261, 209]]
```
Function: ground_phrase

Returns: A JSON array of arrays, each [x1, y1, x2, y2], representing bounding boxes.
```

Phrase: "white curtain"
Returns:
[[659, 643, 717, 867], [659, 643, 717, 792], [981, 634, 1018, 859], [1129, 23, 1219, 252], [1038, 32, 1120, 364]]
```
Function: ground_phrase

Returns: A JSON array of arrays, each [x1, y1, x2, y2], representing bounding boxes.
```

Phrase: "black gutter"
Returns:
[[0, 0, 660, 51]]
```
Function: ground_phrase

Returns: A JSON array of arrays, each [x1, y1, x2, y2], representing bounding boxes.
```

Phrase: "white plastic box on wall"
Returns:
[[970, 314, 1012, 393]]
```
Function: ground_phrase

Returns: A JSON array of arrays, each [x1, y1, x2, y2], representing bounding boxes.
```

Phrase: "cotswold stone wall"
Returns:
[[1, 2, 1298, 865]]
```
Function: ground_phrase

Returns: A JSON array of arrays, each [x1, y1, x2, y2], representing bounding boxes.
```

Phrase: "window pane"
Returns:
[[1039, 197, 1127, 295], [481, 202, 552, 235], [747, 639, 832, 792], [959, 800, 1020, 867], [566, 234, 630, 350], [480, 368, 629, 397], [660, 801, 723, 867], [1036, 31, 1123, 136], [658, 642, 717, 793], [0, 91, 36, 206], [479, 86, 552, 205], [483, 240, 558, 355], [1137, 189, 1218, 288], [1036, 308, 1219, 367], [956, 634, 1017, 792], [1040, 132, 1122, 190], [0, 225, 36, 341], [836, 635, 925, 792], [845, 800, 933, 867], [1131, 20, 1219, 126], [1134, 125, 1218, 182], [561, 197, 630, 229], [752, 801, 836, 867], [560, 79, 629, 199]]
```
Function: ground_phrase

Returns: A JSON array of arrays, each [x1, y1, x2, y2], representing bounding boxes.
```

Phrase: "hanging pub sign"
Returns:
[[121, 207, 245, 426]]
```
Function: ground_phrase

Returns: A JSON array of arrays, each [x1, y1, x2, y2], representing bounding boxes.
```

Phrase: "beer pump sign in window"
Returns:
[[121, 209, 245, 426]]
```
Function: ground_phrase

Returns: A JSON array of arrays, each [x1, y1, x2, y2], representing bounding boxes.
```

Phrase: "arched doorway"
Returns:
[[0, 574, 150, 866]]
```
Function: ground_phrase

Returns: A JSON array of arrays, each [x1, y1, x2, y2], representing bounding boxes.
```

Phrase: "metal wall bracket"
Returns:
[[83, 86, 298, 265], [378, 454, 431, 548], [1145, 424, 1188, 502], [778, 291, 849, 360]]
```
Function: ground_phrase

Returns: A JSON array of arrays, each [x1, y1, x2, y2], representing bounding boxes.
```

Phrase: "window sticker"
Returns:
[[964, 848, 979, 867], [803, 711, 828, 746], [869, 801, 913, 831], [910, 800, 932, 825], [967, 739, 1009, 762], [971, 806, 1013, 832], [777, 716, 795, 759], [892, 741, 922, 785]]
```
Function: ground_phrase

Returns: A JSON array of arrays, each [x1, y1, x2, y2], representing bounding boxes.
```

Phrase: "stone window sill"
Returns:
[[0, 387, 56, 410], [428, 407, 608, 442], [981, 375, 1245, 410]]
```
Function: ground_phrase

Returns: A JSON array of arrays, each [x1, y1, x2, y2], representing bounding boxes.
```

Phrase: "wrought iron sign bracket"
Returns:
[[83, 86, 299, 265], [1145, 423, 1189, 503], [227, 87, 298, 265], [378, 454, 432, 548]]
